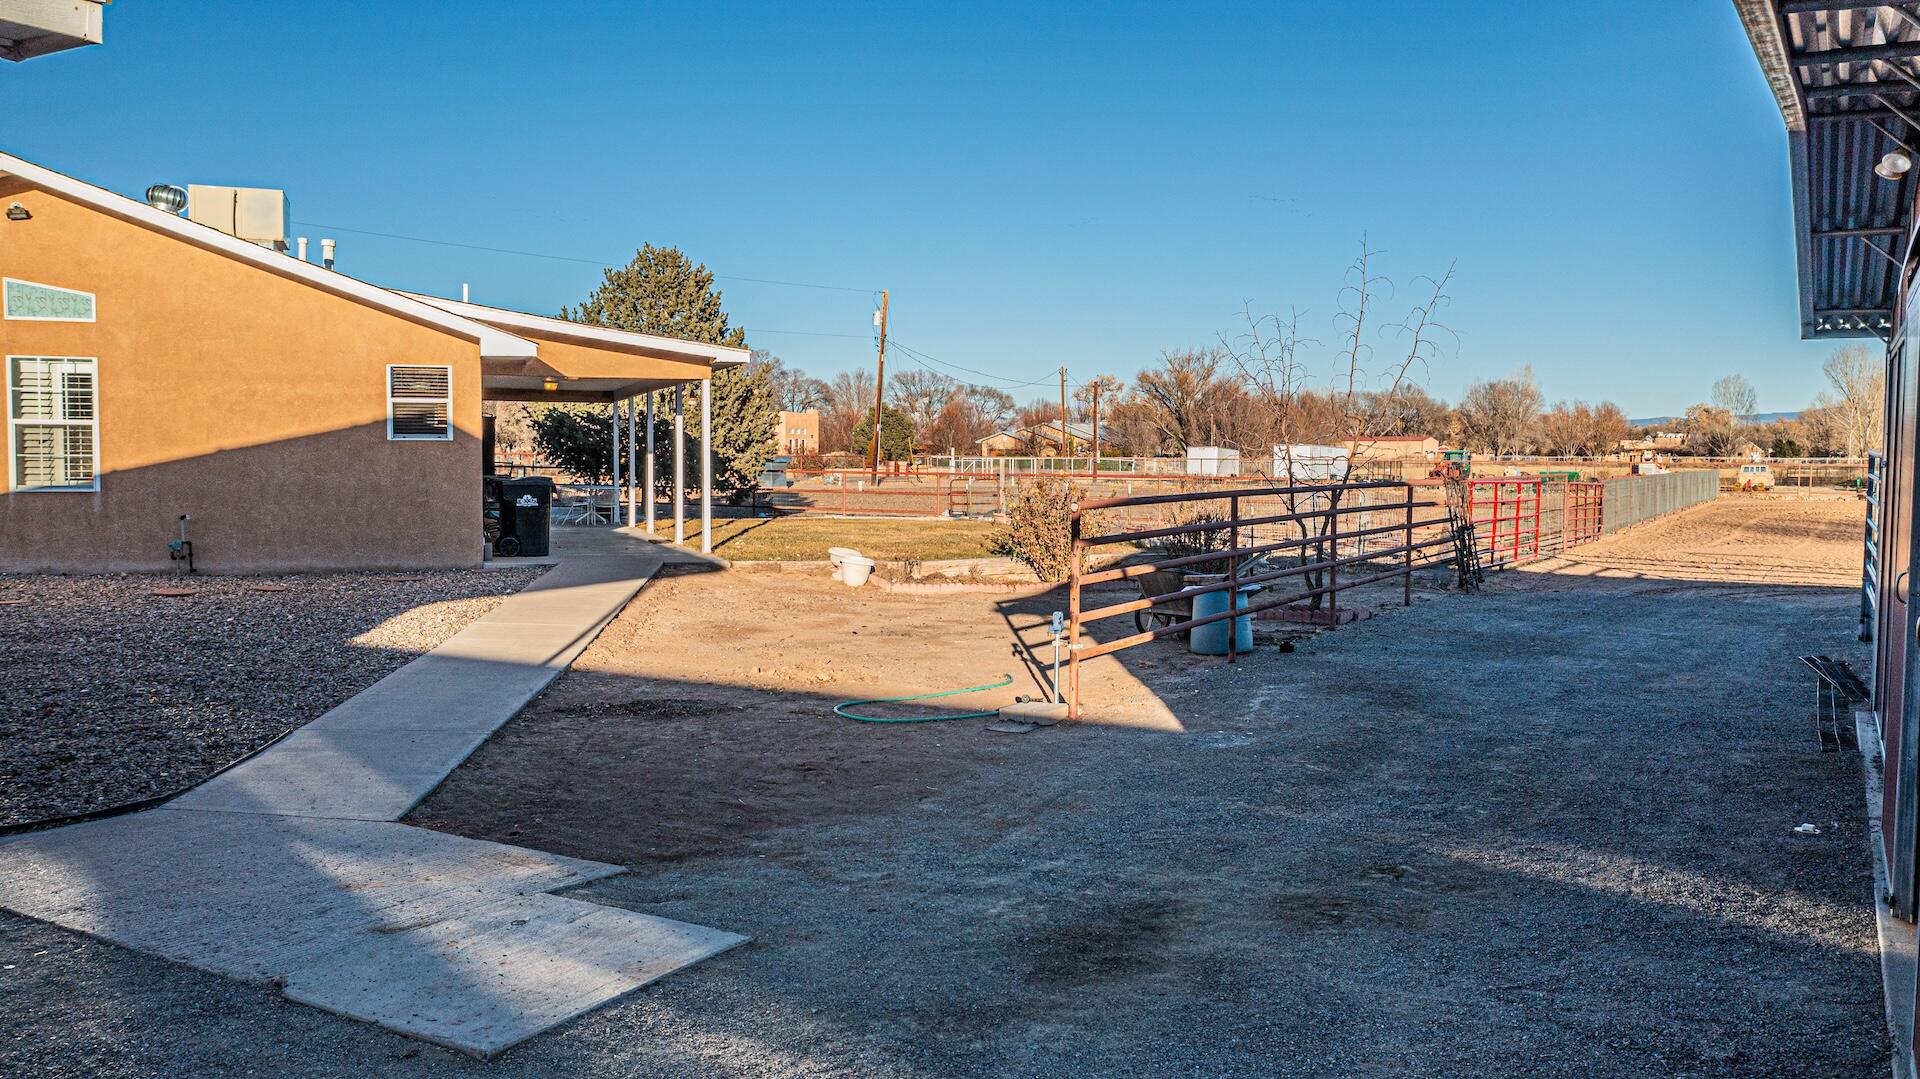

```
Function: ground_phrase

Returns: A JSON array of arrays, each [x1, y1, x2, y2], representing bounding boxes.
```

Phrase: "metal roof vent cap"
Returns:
[[1875, 151, 1912, 182], [145, 184, 187, 214]]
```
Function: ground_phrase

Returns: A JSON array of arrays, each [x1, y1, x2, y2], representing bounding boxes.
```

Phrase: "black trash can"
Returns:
[[498, 476, 554, 557]]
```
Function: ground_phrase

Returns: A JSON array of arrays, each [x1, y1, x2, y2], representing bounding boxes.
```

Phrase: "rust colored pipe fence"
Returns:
[[1065, 480, 1456, 719]]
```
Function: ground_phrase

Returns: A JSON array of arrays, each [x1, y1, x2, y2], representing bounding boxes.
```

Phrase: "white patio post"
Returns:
[[673, 385, 686, 544], [625, 395, 638, 528], [645, 392, 656, 534], [701, 376, 713, 554], [608, 399, 620, 527]]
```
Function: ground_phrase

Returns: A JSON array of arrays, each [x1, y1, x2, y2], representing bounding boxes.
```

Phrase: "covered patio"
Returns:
[[407, 294, 750, 553]]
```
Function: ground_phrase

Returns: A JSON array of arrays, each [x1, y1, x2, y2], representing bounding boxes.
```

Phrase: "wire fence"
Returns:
[[1600, 470, 1719, 533]]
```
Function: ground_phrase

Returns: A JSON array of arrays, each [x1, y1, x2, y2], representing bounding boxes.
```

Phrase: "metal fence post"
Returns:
[[1228, 495, 1241, 664], [1403, 482, 1414, 606], [1068, 508, 1084, 719], [1327, 489, 1341, 619]]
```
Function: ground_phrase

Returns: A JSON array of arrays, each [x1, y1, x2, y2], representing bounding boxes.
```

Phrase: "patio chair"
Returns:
[[551, 492, 595, 525]]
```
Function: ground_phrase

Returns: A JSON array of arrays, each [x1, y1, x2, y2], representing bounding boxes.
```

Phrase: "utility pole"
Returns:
[[868, 289, 889, 481], [1091, 378, 1101, 480], [1059, 366, 1070, 458]]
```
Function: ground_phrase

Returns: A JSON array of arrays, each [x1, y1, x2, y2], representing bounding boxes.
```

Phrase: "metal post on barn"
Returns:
[[673, 385, 686, 545], [644, 393, 656, 534]]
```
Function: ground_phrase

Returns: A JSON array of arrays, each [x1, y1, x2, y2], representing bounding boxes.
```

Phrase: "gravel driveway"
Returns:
[[0, 568, 542, 827]]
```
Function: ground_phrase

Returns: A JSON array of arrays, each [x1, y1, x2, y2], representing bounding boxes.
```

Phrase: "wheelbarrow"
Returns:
[[1132, 569, 1192, 634], [1132, 554, 1272, 635]]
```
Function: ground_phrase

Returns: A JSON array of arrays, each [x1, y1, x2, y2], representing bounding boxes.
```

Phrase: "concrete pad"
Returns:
[[282, 893, 746, 1057], [0, 811, 619, 981], [0, 809, 743, 1055], [999, 701, 1068, 726]]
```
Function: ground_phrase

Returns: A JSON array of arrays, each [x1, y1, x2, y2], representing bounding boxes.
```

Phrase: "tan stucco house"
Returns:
[[0, 151, 744, 572], [776, 409, 819, 455]]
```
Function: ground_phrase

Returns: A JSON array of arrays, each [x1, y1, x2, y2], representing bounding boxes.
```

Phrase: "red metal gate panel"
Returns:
[[1565, 481, 1604, 547], [1467, 478, 1542, 568]]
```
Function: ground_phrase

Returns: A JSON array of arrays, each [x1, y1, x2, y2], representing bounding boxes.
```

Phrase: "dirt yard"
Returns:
[[407, 566, 1175, 866], [1535, 489, 1866, 587], [2, 494, 1888, 1076], [0, 568, 542, 827]]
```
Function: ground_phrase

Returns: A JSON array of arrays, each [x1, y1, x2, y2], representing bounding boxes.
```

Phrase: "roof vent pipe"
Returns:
[[320, 237, 335, 270], [461, 282, 470, 303], [296, 236, 308, 262], [145, 184, 187, 214]]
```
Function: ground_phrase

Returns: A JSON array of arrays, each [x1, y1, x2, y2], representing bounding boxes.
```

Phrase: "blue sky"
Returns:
[[5, 1, 1831, 415]]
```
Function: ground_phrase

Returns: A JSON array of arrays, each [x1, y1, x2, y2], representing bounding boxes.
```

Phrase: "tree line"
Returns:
[[503, 241, 1888, 498]]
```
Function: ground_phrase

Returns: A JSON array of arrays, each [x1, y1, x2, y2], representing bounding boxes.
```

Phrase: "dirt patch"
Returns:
[[407, 568, 1172, 865]]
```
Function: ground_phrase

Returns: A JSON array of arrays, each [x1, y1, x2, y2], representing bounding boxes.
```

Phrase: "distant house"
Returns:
[[1346, 435, 1440, 461], [1619, 431, 1690, 455], [1734, 438, 1768, 461], [975, 420, 1093, 457], [775, 410, 819, 455]]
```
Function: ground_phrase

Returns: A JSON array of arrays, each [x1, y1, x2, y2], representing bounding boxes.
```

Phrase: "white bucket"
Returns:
[[828, 547, 861, 582], [839, 554, 875, 587]]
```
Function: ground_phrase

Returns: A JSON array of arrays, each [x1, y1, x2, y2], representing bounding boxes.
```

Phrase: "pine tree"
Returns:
[[557, 244, 775, 501]]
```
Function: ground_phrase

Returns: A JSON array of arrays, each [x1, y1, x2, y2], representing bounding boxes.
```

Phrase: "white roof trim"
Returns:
[[402, 293, 751, 367], [0, 150, 540, 361]]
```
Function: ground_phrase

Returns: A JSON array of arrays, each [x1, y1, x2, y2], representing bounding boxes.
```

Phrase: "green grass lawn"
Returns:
[[691, 516, 1002, 562]]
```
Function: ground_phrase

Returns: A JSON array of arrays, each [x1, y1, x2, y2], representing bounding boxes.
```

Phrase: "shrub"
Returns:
[[993, 477, 1081, 581], [1158, 497, 1236, 574]]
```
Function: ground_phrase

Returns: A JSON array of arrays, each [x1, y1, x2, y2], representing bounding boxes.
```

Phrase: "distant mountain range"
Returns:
[[1628, 411, 1799, 427]]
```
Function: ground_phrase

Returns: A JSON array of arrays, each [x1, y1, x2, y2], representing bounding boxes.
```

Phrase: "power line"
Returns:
[[887, 338, 1057, 389], [742, 327, 873, 340], [288, 220, 876, 293]]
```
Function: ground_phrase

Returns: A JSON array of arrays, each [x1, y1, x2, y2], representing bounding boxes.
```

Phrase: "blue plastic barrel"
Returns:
[[1189, 583, 1260, 655]]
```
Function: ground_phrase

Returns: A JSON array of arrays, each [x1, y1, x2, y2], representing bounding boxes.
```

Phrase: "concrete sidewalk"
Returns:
[[0, 535, 746, 1057], [171, 552, 667, 821]]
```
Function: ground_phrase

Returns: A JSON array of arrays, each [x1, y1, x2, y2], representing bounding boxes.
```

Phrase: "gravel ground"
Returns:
[[0, 568, 543, 827], [0, 501, 1888, 1075]]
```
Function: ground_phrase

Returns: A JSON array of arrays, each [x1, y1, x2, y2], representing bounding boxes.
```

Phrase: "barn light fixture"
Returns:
[[4, 202, 28, 221], [1877, 150, 1913, 181]]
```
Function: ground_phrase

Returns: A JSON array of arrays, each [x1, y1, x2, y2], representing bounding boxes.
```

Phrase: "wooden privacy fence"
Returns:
[[1065, 479, 1457, 719]]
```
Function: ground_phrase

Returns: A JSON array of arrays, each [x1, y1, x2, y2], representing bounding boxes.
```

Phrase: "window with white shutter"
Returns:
[[387, 364, 452, 441], [8, 356, 98, 492]]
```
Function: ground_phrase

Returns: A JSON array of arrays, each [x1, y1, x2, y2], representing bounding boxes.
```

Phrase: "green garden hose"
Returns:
[[833, 673, 1016, 723]]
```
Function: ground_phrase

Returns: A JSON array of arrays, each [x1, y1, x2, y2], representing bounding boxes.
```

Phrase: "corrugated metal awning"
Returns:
[[1738, 1, 1920, 339]]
